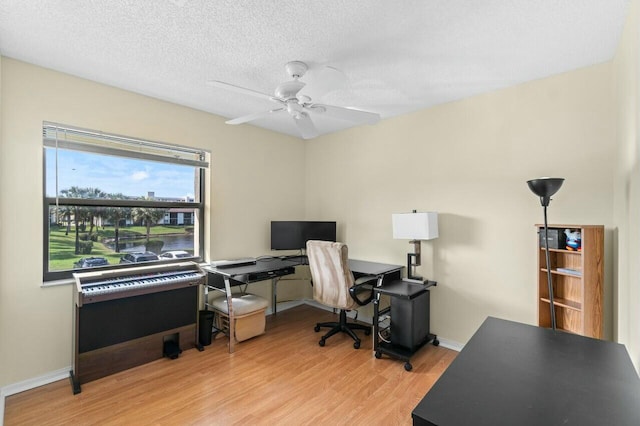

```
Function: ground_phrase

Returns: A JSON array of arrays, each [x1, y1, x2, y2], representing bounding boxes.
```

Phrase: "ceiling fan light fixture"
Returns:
[[275, 80, 305, 99], [287, 101, 308, 120]]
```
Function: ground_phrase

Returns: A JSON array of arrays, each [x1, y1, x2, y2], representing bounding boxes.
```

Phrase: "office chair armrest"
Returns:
[[349, 275, 377, 306]]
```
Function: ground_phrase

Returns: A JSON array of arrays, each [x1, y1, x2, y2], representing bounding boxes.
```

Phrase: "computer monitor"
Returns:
[[270, 221, 337, 250]]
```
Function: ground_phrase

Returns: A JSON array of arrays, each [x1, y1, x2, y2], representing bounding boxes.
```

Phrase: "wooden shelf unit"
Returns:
[[536, 224, 604, 338]]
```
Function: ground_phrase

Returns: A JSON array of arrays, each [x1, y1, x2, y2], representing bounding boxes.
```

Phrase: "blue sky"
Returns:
[[45, 149, 196, 199]]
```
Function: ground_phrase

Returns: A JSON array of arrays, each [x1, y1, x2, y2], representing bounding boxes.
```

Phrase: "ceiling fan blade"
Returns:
[[207, 80, 274, 102], [294, 114, 319, 139], [226, 108, 285, 125], [312, 104, 380, 124]]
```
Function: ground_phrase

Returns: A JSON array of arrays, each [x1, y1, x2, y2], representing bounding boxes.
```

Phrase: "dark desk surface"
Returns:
[[348, 259, 403, 276], [204, 257, 402, 279], [374, 279, 436, 299], [412, 317, 640, 426], [203, 258, 298, 278]]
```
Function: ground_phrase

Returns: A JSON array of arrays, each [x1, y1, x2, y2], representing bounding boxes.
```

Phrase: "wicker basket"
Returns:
[[210, 294, 268, 342], [213, 311, 230, 334]]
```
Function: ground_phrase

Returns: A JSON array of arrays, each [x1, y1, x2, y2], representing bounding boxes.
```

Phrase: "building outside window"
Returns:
[[43, 122, 208, 281]]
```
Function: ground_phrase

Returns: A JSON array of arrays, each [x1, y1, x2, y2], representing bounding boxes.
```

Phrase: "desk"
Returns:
[[203, 257, 402, 353], [412, 317, 640, 426]]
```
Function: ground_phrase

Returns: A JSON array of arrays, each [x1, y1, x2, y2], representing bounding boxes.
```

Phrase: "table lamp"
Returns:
[[392, 211, 439, 280], [527, 177, 564, 331]]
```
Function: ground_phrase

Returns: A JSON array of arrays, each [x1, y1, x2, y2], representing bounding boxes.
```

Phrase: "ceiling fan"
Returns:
[[207, 61, 380, 139]]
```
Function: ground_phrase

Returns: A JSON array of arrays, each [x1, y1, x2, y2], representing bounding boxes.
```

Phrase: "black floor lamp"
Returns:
[[527, 177, 564, 331]]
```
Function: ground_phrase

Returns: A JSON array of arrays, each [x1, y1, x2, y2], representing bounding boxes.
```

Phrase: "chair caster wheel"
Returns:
[[404, 362, 413, 372], [364, 328, 371, 336], [433, 339, 440, 346], [314, 325, 320, 332], [353, 341, 360, 349], [375, 351, 382, 359], [319, 339, 325, 347]]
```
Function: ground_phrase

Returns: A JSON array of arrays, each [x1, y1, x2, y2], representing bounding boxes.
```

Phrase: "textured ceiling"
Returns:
[[0, 0, 630, 139]]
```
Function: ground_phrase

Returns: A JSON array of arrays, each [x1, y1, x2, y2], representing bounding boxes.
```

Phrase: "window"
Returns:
[[43, 122, 208, 281]]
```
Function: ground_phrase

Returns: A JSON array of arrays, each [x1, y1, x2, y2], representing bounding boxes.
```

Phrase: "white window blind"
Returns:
[[43, 122, 209, 168]]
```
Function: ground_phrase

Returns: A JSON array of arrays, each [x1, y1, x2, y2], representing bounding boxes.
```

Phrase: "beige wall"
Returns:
[[305, 63, 616, 345], [0, 58, 306, 387], [613, 0, 640, 371]]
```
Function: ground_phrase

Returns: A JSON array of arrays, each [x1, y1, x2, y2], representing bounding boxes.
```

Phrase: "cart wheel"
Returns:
[[314, 325, 320, 332], [375, 351, 382, 359], [319, 338, 325, 347], [353, 340, 361, 349], [433, 339, 440, 346], [404, 362, 413, 372], [364, 328, 371, 336]]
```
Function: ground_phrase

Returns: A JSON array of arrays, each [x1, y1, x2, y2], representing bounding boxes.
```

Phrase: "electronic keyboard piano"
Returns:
[[73, 262, 205, 306], [70, 261, 205, 394]]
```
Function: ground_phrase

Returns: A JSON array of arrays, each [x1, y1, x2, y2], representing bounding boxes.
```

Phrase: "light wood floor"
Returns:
[[4, 304, 456, 425]]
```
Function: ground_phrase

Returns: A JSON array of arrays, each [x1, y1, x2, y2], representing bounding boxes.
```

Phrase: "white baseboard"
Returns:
[[266, 299, 305, 315], [435, 337, 464, 352], [2, 366, 70, 397], [1, 366, 70, 426]]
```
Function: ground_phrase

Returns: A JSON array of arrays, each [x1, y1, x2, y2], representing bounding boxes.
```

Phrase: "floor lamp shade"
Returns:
[[527, 178, 564, 207]]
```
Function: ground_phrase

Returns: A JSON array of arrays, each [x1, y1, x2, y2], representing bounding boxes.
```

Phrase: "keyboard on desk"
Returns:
[[205, 258, 297, 286], [212, 258, 257, 269], [73, 261, 206, 306]]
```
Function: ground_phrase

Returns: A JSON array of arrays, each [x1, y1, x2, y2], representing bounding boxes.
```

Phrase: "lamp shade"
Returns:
[[392, 212, 439, 240], [527, 177, 564, 206]]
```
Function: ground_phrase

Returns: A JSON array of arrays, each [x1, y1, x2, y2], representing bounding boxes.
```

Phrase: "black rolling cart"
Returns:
[[373, 279, 438, 371]]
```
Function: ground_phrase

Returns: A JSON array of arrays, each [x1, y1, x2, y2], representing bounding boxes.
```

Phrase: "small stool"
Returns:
[[210, 294, 269, 342]]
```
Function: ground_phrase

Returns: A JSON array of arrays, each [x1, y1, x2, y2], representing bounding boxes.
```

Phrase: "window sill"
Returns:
[[42, 278, 74, 287]]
